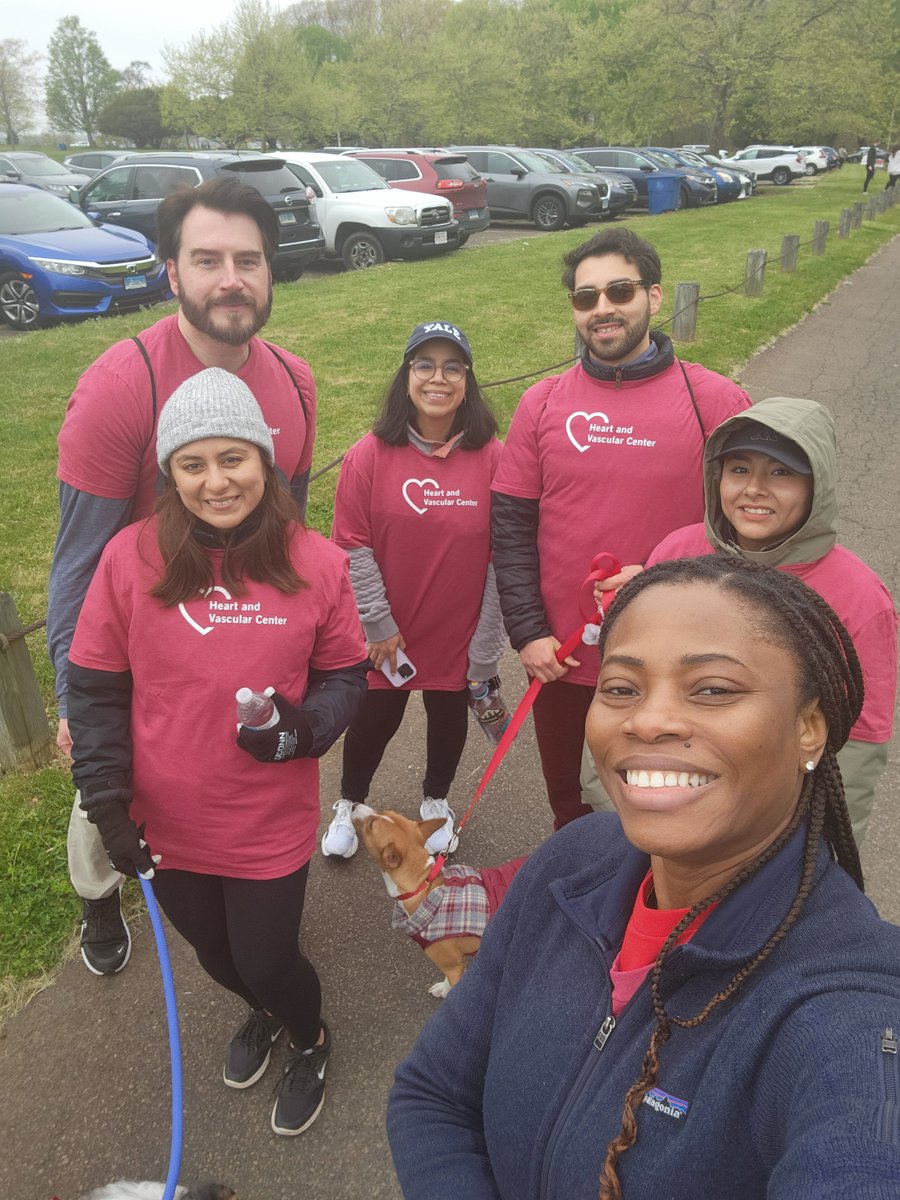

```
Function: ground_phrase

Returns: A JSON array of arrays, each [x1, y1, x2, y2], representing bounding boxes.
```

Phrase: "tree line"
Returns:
[[1, 0, 898, 152]]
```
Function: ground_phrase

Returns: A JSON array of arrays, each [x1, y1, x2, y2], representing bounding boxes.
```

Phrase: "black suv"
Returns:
[[75, 153, 324, 279], [450, 146, 604, 230]]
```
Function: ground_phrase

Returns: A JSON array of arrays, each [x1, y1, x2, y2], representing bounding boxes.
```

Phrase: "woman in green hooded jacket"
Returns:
[[583, 396, 897, 845]]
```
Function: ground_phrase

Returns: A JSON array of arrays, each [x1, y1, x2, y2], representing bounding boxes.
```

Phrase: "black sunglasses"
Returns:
[[568, 280, 650, 309]]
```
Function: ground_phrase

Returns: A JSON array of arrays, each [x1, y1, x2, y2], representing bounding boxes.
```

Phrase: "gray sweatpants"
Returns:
[[67, 793, 122, 901]]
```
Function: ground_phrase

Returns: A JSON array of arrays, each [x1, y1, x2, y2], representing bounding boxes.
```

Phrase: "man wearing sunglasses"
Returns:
[[490, 228, 751, 831]]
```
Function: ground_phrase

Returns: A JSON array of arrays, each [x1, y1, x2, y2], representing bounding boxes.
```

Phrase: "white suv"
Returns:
[[272, 151, 460, 269], [723, 147, 805, 185]]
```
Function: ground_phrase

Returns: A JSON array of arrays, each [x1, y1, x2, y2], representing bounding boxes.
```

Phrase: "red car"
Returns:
[[345, 149, 490, 242]]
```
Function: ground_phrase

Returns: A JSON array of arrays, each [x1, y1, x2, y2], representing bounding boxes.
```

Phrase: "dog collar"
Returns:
[[394, 854, 446, 902]]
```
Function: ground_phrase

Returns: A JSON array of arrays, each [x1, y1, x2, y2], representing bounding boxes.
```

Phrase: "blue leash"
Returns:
[[138, 875, 184, 1200]]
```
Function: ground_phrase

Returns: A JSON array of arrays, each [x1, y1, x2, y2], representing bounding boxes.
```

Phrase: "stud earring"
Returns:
[[804, 760, 817, 772]]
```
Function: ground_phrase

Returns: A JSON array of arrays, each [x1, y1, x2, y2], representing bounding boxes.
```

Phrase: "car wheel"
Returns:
[[676, 186, 691, 210], [531, 194, 566, 231], [804, 163, 817, 176], [0, 272, 42, 330], [341, 232, 385, 270], [276, 265, 304, 282], [772, 166, 792, 185], [457, 233, 470, 246]]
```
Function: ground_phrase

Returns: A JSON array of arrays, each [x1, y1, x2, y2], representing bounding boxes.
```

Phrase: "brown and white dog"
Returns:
[[352, 803, 526, 997]]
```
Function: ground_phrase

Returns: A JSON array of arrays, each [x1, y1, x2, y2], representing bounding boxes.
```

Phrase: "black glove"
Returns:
[[236, 691, 313, 763], [79, 785, 156, 878]]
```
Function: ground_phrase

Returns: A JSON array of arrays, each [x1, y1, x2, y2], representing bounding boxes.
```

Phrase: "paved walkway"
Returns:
[[2, 234, 898, 1200]]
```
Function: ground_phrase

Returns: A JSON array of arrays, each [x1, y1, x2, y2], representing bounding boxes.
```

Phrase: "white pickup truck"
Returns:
[[274, 151, 460, 269]]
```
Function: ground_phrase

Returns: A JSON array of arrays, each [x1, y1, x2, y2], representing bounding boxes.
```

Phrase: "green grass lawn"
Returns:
[[0, 166, 897, 1014]]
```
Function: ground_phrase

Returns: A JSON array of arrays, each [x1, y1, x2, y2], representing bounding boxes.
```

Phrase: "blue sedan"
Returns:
[[0, 183, 171, 331], [643, 148, 750, 201]]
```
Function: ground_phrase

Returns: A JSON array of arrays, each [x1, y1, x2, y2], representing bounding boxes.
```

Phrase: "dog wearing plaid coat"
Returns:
[[352, 804, 527, 997]]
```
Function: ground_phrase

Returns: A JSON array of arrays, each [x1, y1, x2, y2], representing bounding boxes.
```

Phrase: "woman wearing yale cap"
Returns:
[[325, 321, 506, 858], [67, 367, 368, 1136]]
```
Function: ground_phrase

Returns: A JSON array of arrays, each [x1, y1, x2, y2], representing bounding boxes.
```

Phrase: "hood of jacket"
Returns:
[[703, 396, 837, 568]]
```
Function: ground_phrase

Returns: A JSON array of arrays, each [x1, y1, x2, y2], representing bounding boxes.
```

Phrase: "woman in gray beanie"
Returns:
[[66, 368, 369, 1137]]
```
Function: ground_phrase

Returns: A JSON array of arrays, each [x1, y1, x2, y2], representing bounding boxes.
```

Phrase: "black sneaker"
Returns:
[[271, 1023, 331, 1135], [224, 1008, 284, 1089], [80, 891, 131, 976]]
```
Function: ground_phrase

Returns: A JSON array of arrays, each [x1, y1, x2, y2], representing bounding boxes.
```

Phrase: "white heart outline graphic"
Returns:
[[565, 410, 611, 453], [178, 584, 233, 636], [401, 477, 440, 516]]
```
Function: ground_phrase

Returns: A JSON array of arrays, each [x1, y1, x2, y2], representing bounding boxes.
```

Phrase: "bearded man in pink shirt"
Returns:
[[490, 228, 751, 829]]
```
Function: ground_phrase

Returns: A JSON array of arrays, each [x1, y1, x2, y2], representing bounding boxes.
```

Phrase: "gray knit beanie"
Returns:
[[156, 367, 275, 473]]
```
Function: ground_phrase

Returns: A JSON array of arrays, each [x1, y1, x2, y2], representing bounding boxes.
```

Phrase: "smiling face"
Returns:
[[167, 206, 273, 348], [169, 437, 266, 529], [406, 338, 468, 441], [571, 252, 663, 365], [587, 581, 826, 906], [718, 450, 813, 550]]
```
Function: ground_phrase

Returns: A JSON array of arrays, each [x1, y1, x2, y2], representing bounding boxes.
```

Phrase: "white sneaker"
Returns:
[[321, 800, 358, 858], [419, 797, 458, 855]]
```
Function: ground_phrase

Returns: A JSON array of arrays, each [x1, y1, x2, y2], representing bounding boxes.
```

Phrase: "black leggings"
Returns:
[[151, 863, 320, 1049], [341, 687, 469, 803]]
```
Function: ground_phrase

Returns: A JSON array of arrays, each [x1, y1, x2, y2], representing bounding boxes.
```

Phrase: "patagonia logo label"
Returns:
[[642, 1087, 690, 1122]]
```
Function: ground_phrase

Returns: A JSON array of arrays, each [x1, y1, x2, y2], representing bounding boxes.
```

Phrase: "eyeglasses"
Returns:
[[409, 359, 468, 383], [568, 280, 650, 310]]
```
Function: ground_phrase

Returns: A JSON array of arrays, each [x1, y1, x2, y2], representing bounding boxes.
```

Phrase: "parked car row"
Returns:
[[0, 134, 843, 331]]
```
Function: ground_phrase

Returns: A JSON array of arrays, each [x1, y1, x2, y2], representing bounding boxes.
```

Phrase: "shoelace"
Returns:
[[277, 1046, 325, 1094], [84, 898, 124, 940], [237, 1010, 275, 1051]]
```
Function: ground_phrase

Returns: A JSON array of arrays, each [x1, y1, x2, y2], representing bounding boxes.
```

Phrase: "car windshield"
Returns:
[[225, 163, 307, 194], [645, 149, 680, 168], [509, 149, 560, 173], [0, 190, 94, 234], [10, 155, 71, 177], [313, 158, 388, 192], [530, 153, 569, 174], [678, 151, 707, 168]]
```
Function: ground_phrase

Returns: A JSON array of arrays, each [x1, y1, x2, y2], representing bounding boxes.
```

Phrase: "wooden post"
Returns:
[[811, 219, 829, 255], [780, 235, 800, 272], [671, 282, 700, 341], [0, 594, 54, 772], [866, 197, 877, 220], [744, 249, 767, 296], [851, 202, 864, 228], [838, 209, 852, 238]]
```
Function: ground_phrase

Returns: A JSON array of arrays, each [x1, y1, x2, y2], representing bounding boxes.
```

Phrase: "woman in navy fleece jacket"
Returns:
[[388, 557, 900, 1199]]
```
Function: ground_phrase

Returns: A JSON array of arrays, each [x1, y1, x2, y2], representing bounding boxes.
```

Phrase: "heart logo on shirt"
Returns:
[[565, 410, 611, 453], [178, 585, 232, 636], [402, 477, 440, 515]]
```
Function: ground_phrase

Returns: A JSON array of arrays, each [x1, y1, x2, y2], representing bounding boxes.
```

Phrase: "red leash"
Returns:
[[453, 552, 621, 840]]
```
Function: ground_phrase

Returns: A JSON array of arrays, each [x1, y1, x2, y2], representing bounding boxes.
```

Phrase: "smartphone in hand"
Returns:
[[380, 649, 417, 687]]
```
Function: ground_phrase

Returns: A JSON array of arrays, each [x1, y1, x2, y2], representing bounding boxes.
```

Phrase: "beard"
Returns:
[[178, 283, 273, 347], [583, 305, 651, 364]]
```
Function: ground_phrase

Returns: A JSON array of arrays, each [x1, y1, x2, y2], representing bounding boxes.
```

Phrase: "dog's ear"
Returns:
[[382, 841, 403, 870], [420, 816, 449, 842]]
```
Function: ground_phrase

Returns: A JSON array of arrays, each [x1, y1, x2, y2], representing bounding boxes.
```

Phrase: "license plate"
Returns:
[[467, 209, 481, 220], [278, 211, 297, 225], [435, 231, 448, 244], [123, 275, 147, 291]]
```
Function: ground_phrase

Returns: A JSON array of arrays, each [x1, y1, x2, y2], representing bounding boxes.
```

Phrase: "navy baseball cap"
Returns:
[[404, 321, 473, 363], [714, 420, 812, 474]]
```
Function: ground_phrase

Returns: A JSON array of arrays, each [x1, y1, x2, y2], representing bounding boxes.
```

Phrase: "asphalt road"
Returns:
[[1, 232, 897, 1200]]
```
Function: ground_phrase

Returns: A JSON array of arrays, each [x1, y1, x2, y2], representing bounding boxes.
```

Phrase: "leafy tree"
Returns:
[[120, 60, 153, 90], [98, 88, 174, 148], [45, 16, 119, 145], [0, 39, 41, 145]]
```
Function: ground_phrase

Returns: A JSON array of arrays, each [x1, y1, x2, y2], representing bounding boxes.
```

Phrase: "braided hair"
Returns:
[[595, 556, 864, 1200]]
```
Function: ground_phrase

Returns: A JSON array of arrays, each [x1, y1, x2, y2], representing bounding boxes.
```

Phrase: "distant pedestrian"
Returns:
[[885, 146, 900, 190], [863, 141, 881, 191]]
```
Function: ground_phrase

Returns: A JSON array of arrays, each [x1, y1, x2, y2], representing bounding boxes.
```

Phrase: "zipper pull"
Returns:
[[614, 369, 623, 390], [594, 1014, 616, 1052], [882, 1028, 897, 1054]]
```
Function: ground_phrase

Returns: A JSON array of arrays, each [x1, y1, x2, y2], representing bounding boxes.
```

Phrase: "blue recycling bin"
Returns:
[[647, 174, 680, 214]]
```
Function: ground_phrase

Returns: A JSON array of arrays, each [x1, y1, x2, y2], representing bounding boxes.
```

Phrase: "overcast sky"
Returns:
[[22, 1, 296, 78]]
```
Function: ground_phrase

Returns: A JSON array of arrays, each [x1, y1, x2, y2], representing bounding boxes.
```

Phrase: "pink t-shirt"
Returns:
[[69, 520, 365, 878], [648, 525, 898, 742], [332, 434, 502, 690], [492, 361, 750, 686], [58, 314, 316, 519]]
